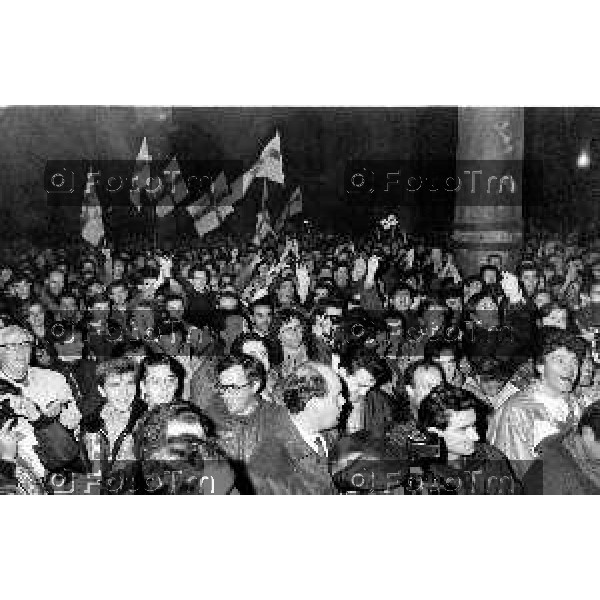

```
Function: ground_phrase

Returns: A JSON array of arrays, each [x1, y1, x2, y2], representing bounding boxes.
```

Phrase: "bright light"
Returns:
[[577, 149, 591, 169]]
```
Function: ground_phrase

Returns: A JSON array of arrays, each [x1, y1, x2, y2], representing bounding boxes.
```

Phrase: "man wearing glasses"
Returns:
[[0, 321, 81, 481], [210, 354, 288, 481]]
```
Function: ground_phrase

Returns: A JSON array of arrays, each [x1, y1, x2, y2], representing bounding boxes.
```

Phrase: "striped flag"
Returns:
[[187, 132, 284, 238], [81, 167, 105, 246], [192, 204, 235, 238], [156, 156, 189, 218], [274, 186, 303, 233], [167, 156, 189, 205], [186, 192, 211, 219], [155, 196, 174, 218]]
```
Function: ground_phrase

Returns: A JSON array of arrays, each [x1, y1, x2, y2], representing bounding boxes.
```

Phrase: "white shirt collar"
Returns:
[[291, 417, 328, 457]]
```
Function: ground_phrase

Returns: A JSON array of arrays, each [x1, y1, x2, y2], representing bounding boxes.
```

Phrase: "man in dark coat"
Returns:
[[247, 361, 346, 494]]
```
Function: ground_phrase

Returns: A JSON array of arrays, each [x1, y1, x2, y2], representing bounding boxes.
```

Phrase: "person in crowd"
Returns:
[[523, 400, 600, 494], [82, 293, 123, 362], [336, 345, 394, 437], [36, 268, 66, 315], [413, 384, 521, 494], [210, 354, 288, 488], [155, 319, 202, 401], [388, 283, 419, 332], [229, 333, 282, 404], [487, 326, 586, 480], [0, 320, 82, 483], [22, 300, 58, 368], [248, 361, 346, 494], [396, 359, 446, 433], [106, 280, 130, 329], [275, 308, 311, 379], [137, 353, 186, 410], [79, 357, 146, 494], [133, 400, 236, 494]]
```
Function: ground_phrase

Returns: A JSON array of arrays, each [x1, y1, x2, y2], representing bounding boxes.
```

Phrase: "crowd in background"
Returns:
[[1, 221, 600, 494]]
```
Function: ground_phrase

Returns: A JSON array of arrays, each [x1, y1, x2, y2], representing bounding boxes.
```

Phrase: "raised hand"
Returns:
[[366, 255, 380, 276], [7, 395, 40, 422]]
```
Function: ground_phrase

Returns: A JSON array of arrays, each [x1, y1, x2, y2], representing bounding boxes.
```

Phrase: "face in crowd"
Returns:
[[190, 269, 208, 294], [47, 270, 65, 297], [472, 296, 499, 330], [27, 302, 46, 332], [218, 364, 260, 416], [534, 291, 552, 310], [0, 327, 33, 380], [112, 259, 126, 280], [101, 370, 137, 412], [334, 266, 349, 289], [110, 285, 129, 309], [12, 279, 31, 301], [481, 268, 498, 287], [431, 409, 479, 460], [141, 363, 179, 408], [277, 279, 296, 307], [539, 346, 580, 396], [141, 277, 156, 300], [299, 364, 346, 432], [391, 289, 412, 313], [59, 295, 79, 321], [166, 298, 185, 321], [90, 300, 110, 324], [278, 317, 304, 351], [250, 304, 272, 336], [432, 349, 459, 387], [445, 295, 462, 315]]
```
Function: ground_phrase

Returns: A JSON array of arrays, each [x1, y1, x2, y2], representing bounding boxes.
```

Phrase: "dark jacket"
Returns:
[[208, 395, 289, 465], [0, 460, 18, 494], [424, 442, 523, 495], [523, 431, 600, 495], [248, 415, 338, 495]]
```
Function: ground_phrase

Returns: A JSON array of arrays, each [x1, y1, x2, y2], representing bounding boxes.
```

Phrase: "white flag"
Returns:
[[193, 205, 234, 238], [254, 131, 284, 184]]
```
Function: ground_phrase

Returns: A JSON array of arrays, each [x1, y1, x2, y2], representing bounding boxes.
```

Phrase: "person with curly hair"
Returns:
[[487, 326, 587, 480], [414, 384, 521, 494]]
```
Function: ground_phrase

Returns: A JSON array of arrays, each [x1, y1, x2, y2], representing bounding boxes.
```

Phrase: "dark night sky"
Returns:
[[0, 106, 597, 245]]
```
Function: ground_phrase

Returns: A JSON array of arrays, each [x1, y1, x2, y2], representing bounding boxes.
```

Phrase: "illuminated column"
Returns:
[[453, 107, 524, 276]]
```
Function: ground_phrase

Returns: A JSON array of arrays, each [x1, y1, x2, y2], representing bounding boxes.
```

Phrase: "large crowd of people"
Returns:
[[1, 220, 600, 494]]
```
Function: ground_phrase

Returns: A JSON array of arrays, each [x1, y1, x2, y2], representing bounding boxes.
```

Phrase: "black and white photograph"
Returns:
[[3, 106, 600, 496], [2, 5, 597, 598]]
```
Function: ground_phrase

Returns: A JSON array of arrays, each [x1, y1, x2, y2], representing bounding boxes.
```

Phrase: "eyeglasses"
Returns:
[[218, 382, 251, 392], [0, 341, 33, 351]]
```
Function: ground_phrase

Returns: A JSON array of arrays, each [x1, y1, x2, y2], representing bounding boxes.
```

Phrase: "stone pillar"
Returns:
[[453, 107, 524, 276]]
